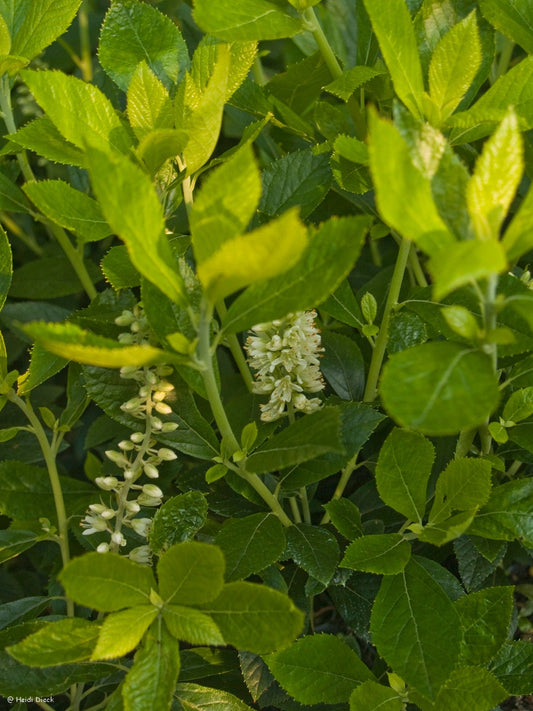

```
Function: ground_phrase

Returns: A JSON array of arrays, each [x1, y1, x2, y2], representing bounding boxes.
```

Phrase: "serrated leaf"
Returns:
[[324, 66, 385, 102], [193, 0, 302, 41], [490, 640, 533, 695], [267, 634, 374, 705], [174, 683, 253, 711], [92, 606, 158, 660], [149, 492, 208, 556], [8, 618, 100, 666], [8, 116, 86, 168], [425, 666, 507, 711], [429, 458, 493, 524], [503, 387, 533, 423], [23, 180, 111, 243], [223, 216, 369, 333], [341, 534, 411, 575], [380, 342, 500, 436], [321, 331, 365, 401], [162, 605, 225, 647], [285, 524, 339, 585], [469, 478, 533, 546], [0, 224, 11, 313], [323, 499, 363, 541], [59, 552, 156, 612], [479, 0, 533, 54], [127, 61, 174, 141], [157, 542, 225, 606], [0, 529, 45, 564], [101, 245, 140, 290], [503, 184, 533, 260], [349, 681, 404, 711], [370, 557, 461, 699], [200, 581, 304, 654], [17, 343, 68, 396], [0, 170, 32, 213]]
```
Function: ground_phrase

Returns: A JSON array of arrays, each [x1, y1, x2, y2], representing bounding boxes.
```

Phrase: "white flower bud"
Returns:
[[150, 416, 163, 430], [123, 468, 135, 481], [95, 476, 119, 491], [130, 518, 152, 537], [130, 431, 145, 443], [161, 421, 179, 433], [125, 499, 141, 514], [143, 463, 159, 479], [137, 493, 162, 506], [105, 450, 129, 466], [155, 402, 172, 415], [142, 484, 163, 498], [111, 531, 127, 547], [129, 545, 152, 564], [115, 311, 134, 327], [97, 542, 110, 553], [118, 440, 135, 451], [157, 448, 177, 461]]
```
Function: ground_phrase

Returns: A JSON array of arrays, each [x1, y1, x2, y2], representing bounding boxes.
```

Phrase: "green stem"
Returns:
[[409, 247, 428, 287], [239, 465, 293, 527], [300, 487, 311, 524], [290, 496, 302, 523], [217, 300, 255, 392], [252, 56, 267, 85], [8, 392, 73, 616], [479, 275, 499, 455], [0, 211, 43, 255], [181, 174, 195, 220], [363, 237, 411, 402], [320, 453, 358, 525], [302, 7, 343, 80], [506, 460, 522, 478], [78, 0, 93, 82], [494, 38, 514, 83]]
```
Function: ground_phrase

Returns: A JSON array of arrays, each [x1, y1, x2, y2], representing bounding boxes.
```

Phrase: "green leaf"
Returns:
[[157, 542, 225, 606], [197, 208, 308, 302], [101, 245, 140, 290], [454, 535, 506, 593], [479, 0, 533, 54], [223, 216, 369, 333], [127, 61, 174, 141], [162, 605, 224, 647], [371, 557, 462, 699], [349, 681, 404, 711], [320, 331, 364, 401], [323, 499, 363, 541], [490, 640, 533, 695], [85, 147, 185, 305], [324, 66, 385, 102], [380, 342, 500, 436], [455, 586, 514, 666], [424, 666, 507, 711], [3, 0, 80, 62], [368, 112, 455, 255], [429, 457, 493, 524], [428, 12, 481, 122], [149, 492, 208, 556], [285, 524, 339, 585], [267, 634, 374, 705], [0, 170, 32, 213], [246, 407, 343, 474], [193, 0, 303, 40], [503, 386, 533, 423], [8, 618, 100, 666], [8, 116, 86, 168], [23, 180, 111, 243], [0, 597, 51, 631], [466, 110, 523, 241], [21, 70, 132, 155], [190, 146, 261, 265], [22, 321, 171, 368], [258, 150, 332, 221], [59, 552, 156, 612], [503, 184, 533, 260], [0, 224, 11, 313], [362, 0, 424, 117], [469, 478, 533, 546], [418, 510, 477, 547], [341, 534, 412, 575], [0, 529, 45, 564], [201, 581, 304, 654], [91, 605, 158, 660], [174, 683, 254, 711], [99, 0, 189, 91], [321, 279, 364, 329], [375, 428, 435, 523], [216, 513, 286, 582], [9, 255, 99, 299], [122, 621, 180, 711]]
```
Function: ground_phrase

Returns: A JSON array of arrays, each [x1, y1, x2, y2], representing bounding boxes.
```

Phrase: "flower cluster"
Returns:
[[245, 310, 325, 422], [81, 304, 178, 562]]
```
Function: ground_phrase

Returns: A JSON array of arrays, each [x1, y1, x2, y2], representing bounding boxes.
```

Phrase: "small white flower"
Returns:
[[129, 545, 152, 565], [130, 518, 152, 537]]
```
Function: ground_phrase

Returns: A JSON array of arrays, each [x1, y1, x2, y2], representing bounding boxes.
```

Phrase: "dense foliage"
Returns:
[[0, 0, 532, 710]]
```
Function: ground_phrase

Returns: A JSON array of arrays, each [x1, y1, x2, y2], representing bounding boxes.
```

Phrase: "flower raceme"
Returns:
[[245, 311, 325, 422]]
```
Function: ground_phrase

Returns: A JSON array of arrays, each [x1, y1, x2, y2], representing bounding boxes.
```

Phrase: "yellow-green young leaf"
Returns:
[[4, 0, 80, 61], [350, 681, 404, 711], [135, 128, 189, 175], [466, 110, 524, 240], [190, 36, 257, 102], [21, 322, 172, 368], [8, 116, 87, 169], [0, 14, 10, 54], [0, 54, 28, 75], [429, 239, 507, 300], [21, 70, 132, 155], [162, 605, 225, 646], [127, 61, 174, 141], [426, 666, 507, 711], [0, 224, 12, 312], [92, 606, 158, 660], [190, 145, 261, 265], [368, 112, 455, 255], [157, 542, 225, 606], [479, 0, 533, 54], [197, 208, 307, 301], [429, 12, 482, 122], [193, 0, 303, 41], [7, 618, 100, 666], [503, 386, 533, 423], [469, 478, 533, 546], [175, 684, 255, 711], [502, 182, 533, 260], [85, 147, 185, 305]]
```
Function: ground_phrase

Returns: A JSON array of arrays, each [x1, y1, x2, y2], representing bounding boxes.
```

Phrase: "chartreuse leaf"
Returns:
[[375, 428, 435, 523], [157, 542, 225, 605], [504, 387, 533, 423], [285, 524, 339, 585], [380, 342, 500, 436], [419, 510, 477, 547], [372, 558, 462, 699], [368, 112, 455, 256], [246, 407, 343, 474], [466, 110, 523, 241], [223, 216, 369, 333], [17, 343, 68, 395], [201, 581, 304, 654], [479, 0, 533, 54], [0, 224, 11, 312], [428, 12, 481, 123], [92, 606, 158, 660], [0, 529, 46, 564], [149, 492, 208, 556], [21, 322, 171, 368], [7, 618, 100, 666], [503, 185, 533, 260], [123, 621, 180, 711], [174, 683, 254, 711], [190, 146, 261, 264], [162, 605, 224, 647], [267, 634, 374, 705], [341, 534, 411, 575], [323, 499, 363, 541], [191, 36, 257, 102], [469, 478, 533, 546], [59, 552, 156, 612], [21, 70, 132, 155], [1, 0, 80, 62], [8, 116, 86, 168], [85, 147, 185, 305], [99, 0, 189, 91], [215, 513, 286, 582], [415, 667, 507, 711], [455, 586, 514, 666], [127, 61, 173, 141], [324, 66, 385, 102], [197, 208, 307, 302], [350, 682, 403, 711], [362, 0, 424, 117], [429, 458, 492, 524], [101, 245, 140, 290], [193, 0, 303, 41], [23, 180, 111, 243], [490, 640, 533, 695]]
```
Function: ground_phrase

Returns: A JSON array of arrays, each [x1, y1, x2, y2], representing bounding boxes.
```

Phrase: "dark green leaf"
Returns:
[[150, 492, 208, 555], [350, 681, 403, 711], [321, 331, 364, 401], [0, 529, 45, 564], [9, 255, 99, 299], [8, 618, 100, 666], [285, 524, 339, 585], [469, 478, 533, 546], [323, 498, 363, 541], [490, 640, 533, 695], [341, 534, 411, 575]]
